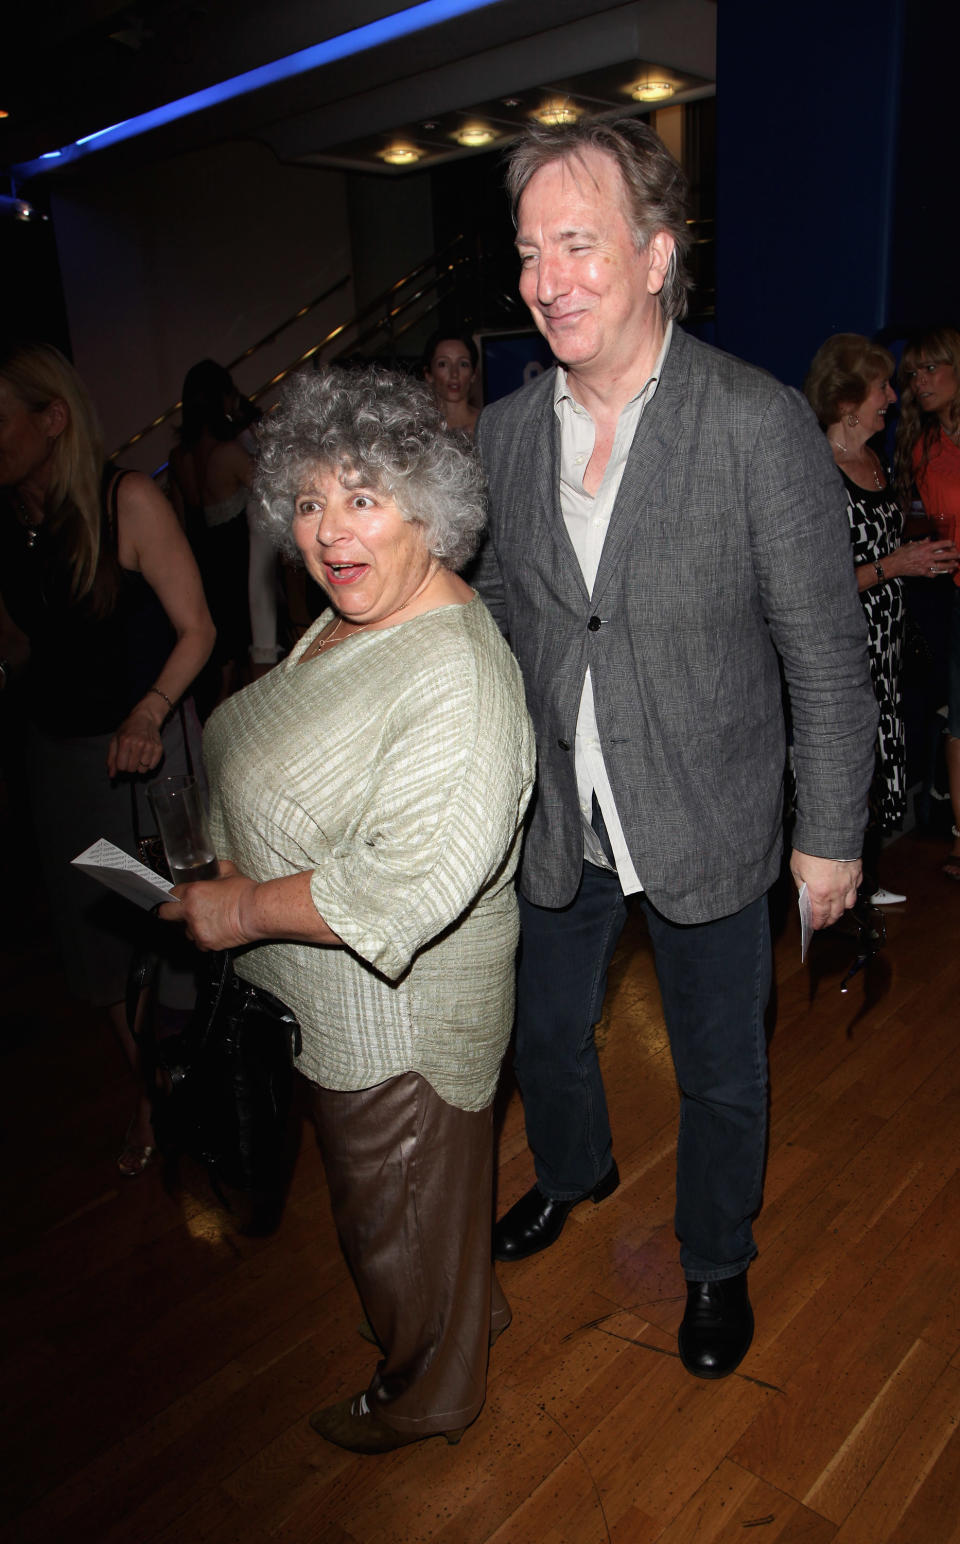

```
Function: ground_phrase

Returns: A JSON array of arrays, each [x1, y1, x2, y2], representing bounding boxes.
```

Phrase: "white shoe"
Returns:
[[868, 887, 906, 905]]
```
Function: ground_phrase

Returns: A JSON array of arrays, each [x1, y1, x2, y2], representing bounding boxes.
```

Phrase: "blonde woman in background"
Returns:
[[0, 341, 214, 1173]]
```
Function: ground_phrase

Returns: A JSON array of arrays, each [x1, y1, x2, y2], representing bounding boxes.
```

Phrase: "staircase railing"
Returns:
[[113, 235, 482, 467], [109, 273, 351, 462], [244, 233, 474, 408]]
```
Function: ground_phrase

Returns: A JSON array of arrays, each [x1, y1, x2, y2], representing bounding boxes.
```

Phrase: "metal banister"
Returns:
[[112, 235, 472, 462], [109, 272, 352, 461]]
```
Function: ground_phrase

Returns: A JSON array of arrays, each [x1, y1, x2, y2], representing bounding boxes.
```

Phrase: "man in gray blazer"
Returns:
[[473, 117, 878, 1379]]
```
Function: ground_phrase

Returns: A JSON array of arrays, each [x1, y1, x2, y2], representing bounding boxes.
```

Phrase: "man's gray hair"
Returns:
[[505, 116, 693, 322], [253, 365, 487, 572]]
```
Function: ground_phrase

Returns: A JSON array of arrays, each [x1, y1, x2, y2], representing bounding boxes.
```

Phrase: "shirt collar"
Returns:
[[553, 319, 674, 414]]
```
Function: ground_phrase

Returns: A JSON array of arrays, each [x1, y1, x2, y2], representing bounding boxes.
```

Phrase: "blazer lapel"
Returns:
[[526, 375, 591, 604], [592, 327, 691, 601]]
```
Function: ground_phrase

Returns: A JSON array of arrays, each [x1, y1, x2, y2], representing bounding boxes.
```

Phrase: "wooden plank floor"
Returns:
[[2, 828, 959, 1544]]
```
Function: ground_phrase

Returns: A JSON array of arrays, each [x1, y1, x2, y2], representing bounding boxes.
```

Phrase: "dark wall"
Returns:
[[429, 148, 527, 338], [715, 0, 904, 388], [0, 210, 71, 353], [888, 3, 960, 335]]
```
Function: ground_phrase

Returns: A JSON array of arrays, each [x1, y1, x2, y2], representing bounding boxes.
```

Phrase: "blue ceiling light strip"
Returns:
[[12, 0, 503, 178]]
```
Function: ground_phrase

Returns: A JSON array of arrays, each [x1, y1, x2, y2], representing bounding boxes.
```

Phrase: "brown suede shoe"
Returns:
[[308, 1392, 466, 1454]]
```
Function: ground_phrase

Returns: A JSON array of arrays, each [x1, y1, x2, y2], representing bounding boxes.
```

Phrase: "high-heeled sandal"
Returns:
[[308, 1392, 466, 1453]]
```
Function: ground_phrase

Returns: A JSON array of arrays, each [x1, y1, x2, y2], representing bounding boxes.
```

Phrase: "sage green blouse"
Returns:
[[203, 595, 535, 1111]]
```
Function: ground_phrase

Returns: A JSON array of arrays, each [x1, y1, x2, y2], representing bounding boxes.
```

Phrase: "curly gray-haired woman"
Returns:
[[160, 365, 535, 1453]]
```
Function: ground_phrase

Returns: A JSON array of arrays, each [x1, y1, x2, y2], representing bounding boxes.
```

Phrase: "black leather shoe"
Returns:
[[678, 1269, 754, 1379], [493, 1160, 619, 1262]]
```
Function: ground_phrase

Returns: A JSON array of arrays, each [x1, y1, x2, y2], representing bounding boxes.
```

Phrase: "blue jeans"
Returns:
[[514, 867, 771, 1281]]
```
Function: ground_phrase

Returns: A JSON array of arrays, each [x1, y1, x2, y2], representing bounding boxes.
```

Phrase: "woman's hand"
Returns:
[[158, 861, 342, 949], [892, 537, 959, 578], [108, 702, 166, 777], [157, 863, 261, 951]]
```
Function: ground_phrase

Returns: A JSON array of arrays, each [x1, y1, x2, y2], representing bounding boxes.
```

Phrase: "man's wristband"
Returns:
[[874, 561, 885, 583]]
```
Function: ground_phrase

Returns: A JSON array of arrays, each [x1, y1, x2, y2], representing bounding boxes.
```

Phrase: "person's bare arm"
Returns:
[[0, 589, 30, 691], [108, 472, 215, 776]]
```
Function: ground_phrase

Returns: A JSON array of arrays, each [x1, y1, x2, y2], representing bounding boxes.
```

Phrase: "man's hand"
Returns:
[[789, 849, 861, 929]]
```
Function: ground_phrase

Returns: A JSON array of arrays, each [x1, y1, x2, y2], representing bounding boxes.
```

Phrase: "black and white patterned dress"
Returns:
[[842, 470, 905, 831]]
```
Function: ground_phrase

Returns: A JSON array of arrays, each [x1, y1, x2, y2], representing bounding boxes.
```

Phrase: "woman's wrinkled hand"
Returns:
[[107, 705, 165, 778], [157, 863, 260, 951], [895, 537, 960, 579]]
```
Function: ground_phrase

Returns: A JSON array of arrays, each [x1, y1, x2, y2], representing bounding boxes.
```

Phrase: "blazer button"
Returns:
[[558, 738, 571, 751], [587, 615, 602, 631]]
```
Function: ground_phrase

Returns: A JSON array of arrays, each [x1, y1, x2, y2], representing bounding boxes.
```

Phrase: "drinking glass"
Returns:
[[147, 775, 218, 886]]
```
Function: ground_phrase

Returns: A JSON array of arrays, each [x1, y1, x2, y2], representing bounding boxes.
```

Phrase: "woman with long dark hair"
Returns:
[[423, 331, 480, 436], [168, 359, 278, 702]]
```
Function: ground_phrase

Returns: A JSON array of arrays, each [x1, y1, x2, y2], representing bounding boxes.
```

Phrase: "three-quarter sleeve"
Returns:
[[309, 650, 531, 980]]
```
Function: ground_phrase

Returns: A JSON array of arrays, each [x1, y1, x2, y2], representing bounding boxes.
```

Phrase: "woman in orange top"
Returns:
[[896, 326, 960, 879]]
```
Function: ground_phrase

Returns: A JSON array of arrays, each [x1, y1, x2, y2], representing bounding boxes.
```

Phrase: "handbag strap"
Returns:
[[127, 696, 193, 846]]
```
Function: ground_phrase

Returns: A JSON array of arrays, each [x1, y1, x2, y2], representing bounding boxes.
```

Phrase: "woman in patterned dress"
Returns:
[[805, 334, 959, 900]]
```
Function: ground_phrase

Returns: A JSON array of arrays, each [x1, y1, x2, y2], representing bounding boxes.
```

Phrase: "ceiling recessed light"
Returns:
[[381, 143, 422, 165], [454, 123, 495, 147], [502, 98, 521, 108], [534, 99, 579, 126], [630, 79, 675, 102]]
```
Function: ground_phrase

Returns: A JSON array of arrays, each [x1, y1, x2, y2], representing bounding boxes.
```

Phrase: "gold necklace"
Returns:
[[303, 615, 366, 660], [313, 616, 353, 652], [303, 566, 442, 661], [830, 439, 882, 489]]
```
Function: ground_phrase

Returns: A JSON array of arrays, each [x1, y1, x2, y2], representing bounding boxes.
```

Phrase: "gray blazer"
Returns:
[[474, 324, 878, 923]]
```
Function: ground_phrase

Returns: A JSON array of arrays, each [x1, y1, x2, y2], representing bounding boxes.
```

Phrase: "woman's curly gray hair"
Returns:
[[253, 365, 486, 571]]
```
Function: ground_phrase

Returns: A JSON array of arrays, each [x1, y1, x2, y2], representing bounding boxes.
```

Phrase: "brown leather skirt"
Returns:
[[310, 1071, 510, 1436]]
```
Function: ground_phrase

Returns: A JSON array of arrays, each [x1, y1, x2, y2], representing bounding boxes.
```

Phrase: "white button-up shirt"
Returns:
[[554, 321, 673, 892]]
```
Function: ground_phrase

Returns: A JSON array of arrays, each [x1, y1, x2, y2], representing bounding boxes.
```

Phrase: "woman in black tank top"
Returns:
[[0, 342, 215, 1175]]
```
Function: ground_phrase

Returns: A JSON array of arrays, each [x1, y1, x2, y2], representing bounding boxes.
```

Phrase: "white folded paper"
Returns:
[[71, 838, 177, 910], [798, 881, 813, 963]]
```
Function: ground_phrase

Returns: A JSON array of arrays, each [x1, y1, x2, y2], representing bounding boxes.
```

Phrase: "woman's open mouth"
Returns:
[[325, 562, 369, 585]]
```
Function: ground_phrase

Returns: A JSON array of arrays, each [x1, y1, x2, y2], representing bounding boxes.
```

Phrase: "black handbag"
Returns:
[[149, 950, 302, 1201]]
